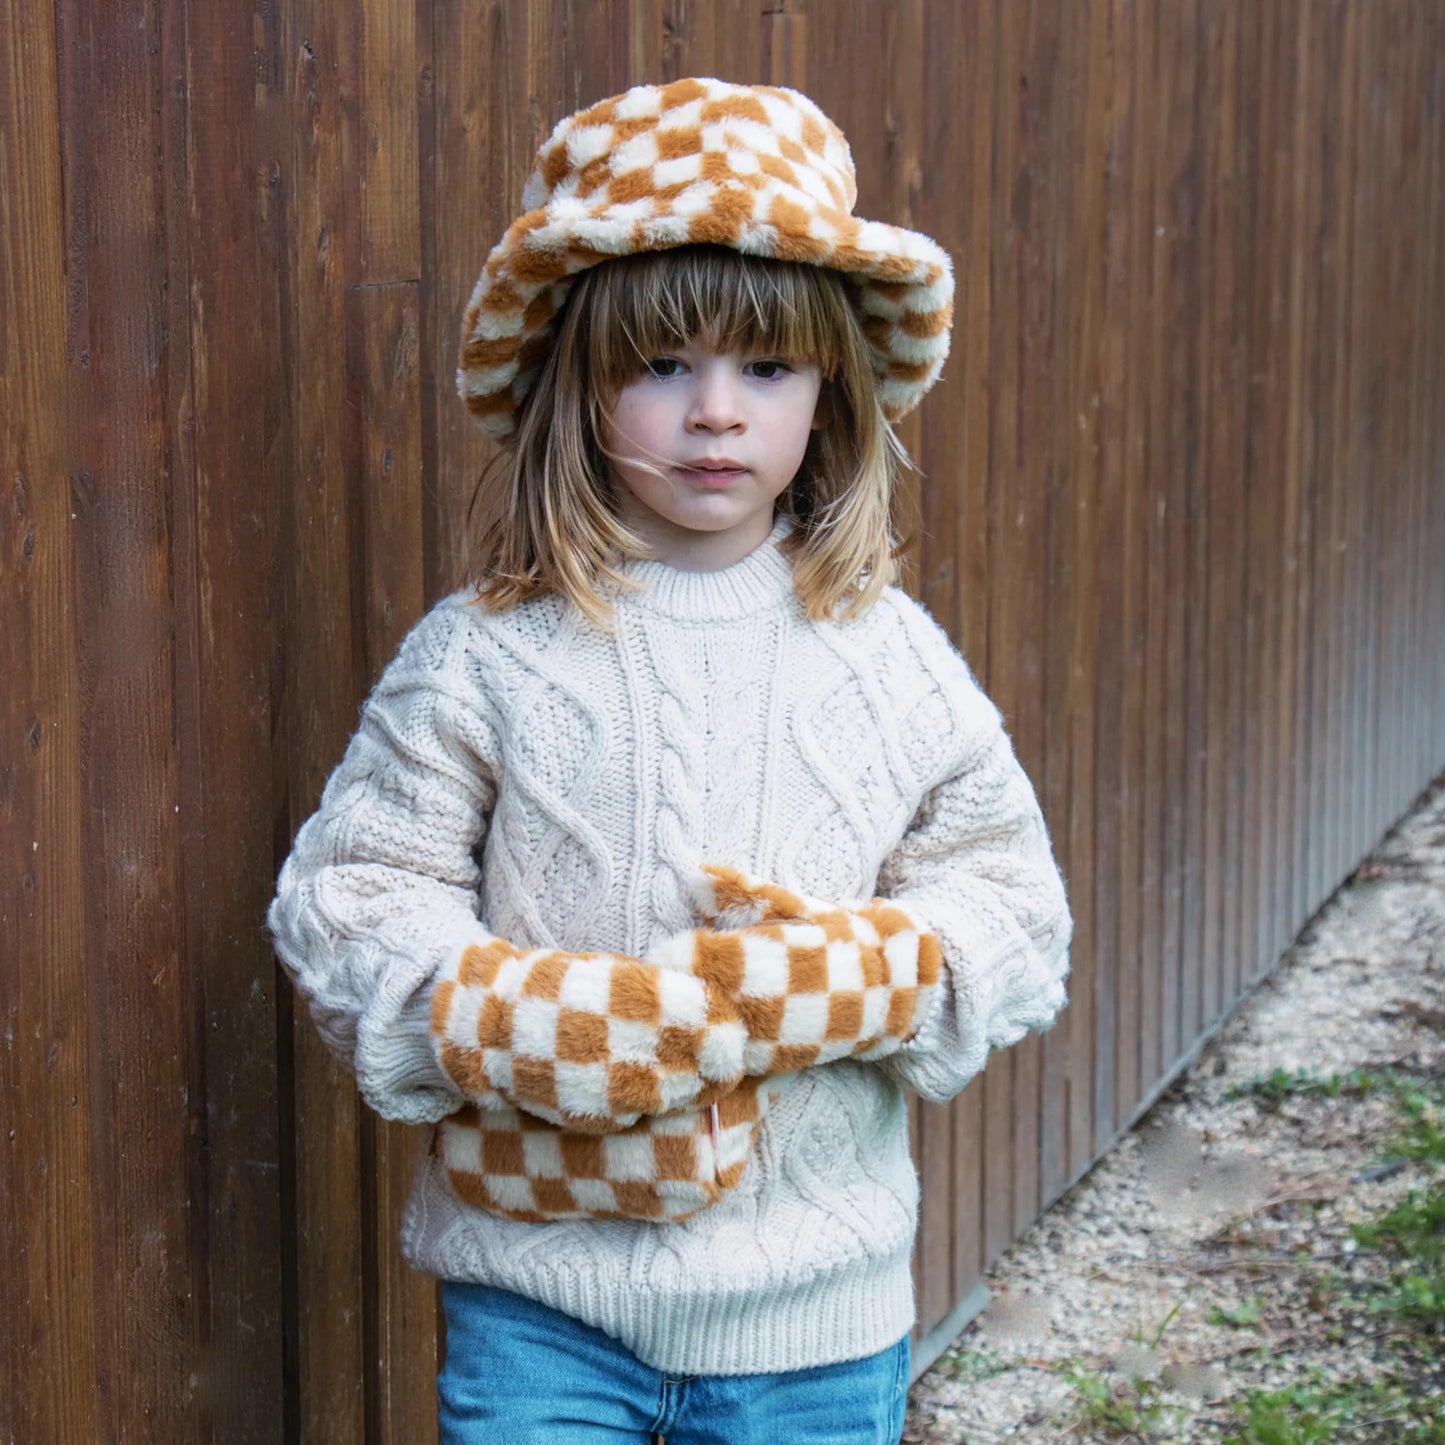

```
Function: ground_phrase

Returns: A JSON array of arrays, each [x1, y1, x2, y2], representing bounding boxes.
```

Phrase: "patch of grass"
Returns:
[[1057, 1305, 1194, 1439], [1351, 1186, 1445, 1334], [932, 1344, 1013, 1385], [1226, 1067, 1409, 1111], [1220, 1066, 1445, 1443], [1223, 1370, 1445, 1444], [1385, 1079, 1445, 1165], [1209, 1297, 1264, 1329], [1222, 1376, 1347, 1445], [1059, 1361, 1187, 1439]]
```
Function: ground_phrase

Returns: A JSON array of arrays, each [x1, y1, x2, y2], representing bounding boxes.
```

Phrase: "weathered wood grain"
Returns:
[[4, 2, 1443, 1431], [1, 6, 99, 1439]]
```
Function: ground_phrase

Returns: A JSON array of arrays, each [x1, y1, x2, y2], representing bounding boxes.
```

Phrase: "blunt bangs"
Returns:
[[466, 244, 909, 628], [575, 246, 853, 392]]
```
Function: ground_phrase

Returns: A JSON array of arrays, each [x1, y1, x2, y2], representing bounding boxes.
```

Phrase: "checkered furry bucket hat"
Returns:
[[457, 77, 954, 440]]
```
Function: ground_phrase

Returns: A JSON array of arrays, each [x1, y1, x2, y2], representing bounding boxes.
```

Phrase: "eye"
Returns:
[[644, 356, 683, 379], [746, 358, 795, 381]]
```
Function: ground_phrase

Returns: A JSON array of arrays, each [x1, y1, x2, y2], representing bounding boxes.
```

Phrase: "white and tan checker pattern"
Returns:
[[429, 874, 939, 1222], [661, 865, 945, 1076], [457, 77, 954, 438], [437, 1076, 789, 1224], [430, 936, 749, 1133]]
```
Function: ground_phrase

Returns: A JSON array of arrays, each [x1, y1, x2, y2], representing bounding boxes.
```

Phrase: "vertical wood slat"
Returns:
[[1104, 0, 1147, 1142], [173, 1, 291, 1437], [1093, 0, 1128, 1149], [349, 0, 436, 1434], [919, 0, 996, 1302], [66, 0, 199, 1433], [1061, 0, 1109, 1189], [4, 3, 1445, 1435], [1197, 0, 1240, 1042], [278, 3, 368, 1441], [349, 279, 436, 1445], [0, 5, 100, 1439]]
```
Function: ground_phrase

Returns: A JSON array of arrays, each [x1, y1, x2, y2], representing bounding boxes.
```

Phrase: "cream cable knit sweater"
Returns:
[[268, 520, 1072, 1375]]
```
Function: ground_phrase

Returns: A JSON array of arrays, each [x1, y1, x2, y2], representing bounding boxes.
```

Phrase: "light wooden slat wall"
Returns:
[[3, 1, 1443, 1438]]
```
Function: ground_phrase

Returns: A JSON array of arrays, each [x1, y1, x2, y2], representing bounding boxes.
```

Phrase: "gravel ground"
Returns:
[[904, 774, 1445, 1443]]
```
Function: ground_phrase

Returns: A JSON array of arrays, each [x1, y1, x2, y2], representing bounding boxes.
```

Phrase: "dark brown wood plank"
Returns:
[[178, 2, 289, 1434], [1276, 0, 1310, 941], [1138, 0, 1169, 1093], [1156, 0, 1201, 1073], [358, 0, 421, 283], [62, 0, 201, 1428], [1311, 0, 1339, 903], [348, 278, 437, 1445], [1347, 4, 1383, 872], [1110, 0, 1155, 1132], [1, 9, 101, 1440], [1091, 0, 1129, 1151], [1042, 0, 1105, 1201], [980, 0, 1045, 1257], [1322, 0, 1362, 899], [1400, 2, 1431, 798], [1420, 10, 1445, 801], [276, 2, 368, 1440], [1236, 0, 1270, 987], [919, 0, 996, 1306], [1180, 0, 1213, 1051], [1197, 0, 1242, 1036]]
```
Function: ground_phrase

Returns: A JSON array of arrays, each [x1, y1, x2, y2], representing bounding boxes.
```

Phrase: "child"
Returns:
[[269, 77, 1071, 1445]]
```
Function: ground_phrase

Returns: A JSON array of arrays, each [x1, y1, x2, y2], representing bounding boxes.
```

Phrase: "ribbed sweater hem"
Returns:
[[555, 1250, 915, 1375], [402, 1155, 918, 1375]]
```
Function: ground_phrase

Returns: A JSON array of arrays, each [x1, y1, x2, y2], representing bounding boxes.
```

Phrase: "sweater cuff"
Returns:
[[355, 937, 471, 1125]]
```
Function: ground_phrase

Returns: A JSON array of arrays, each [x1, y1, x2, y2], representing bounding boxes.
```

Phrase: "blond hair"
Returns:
[[466, 246, 910, 625]]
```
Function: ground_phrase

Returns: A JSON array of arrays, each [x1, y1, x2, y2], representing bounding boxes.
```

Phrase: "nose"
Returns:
[[685, 362, 745, 434]]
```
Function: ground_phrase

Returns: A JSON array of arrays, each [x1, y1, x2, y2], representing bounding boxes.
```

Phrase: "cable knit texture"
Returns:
[[268, 519, 1071, 1375]]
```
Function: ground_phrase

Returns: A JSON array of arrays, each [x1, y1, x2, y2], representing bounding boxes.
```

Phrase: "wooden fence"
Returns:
[[3, 1, 1443, 1439]]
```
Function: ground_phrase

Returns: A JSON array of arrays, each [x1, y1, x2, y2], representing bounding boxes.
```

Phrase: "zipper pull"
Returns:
[[709, 1101, 722, 1177]]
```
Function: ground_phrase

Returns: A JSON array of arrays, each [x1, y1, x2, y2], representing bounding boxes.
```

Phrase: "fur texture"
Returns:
[[430, 868, 942, 1223], [457, 77, 954, 437]]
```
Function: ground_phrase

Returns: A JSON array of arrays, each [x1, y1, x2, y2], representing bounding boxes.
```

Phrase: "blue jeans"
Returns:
[[438, 1283, 911, 1445]]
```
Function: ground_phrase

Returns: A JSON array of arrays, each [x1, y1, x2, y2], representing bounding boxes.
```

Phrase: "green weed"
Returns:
[[933, 1344, 1013, 1385], [1057, 1304, 1193, 1439], [1210, 1297, 1264, 1329], [1351, 1186, 1445, 1334], [1226, 1067, 1405, 1111], [1059, 1361, 1187, 1439], [1224, 1370, 1445, 1444]]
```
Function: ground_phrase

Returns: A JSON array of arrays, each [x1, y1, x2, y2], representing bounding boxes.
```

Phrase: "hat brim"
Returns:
[[457, 192, 953, 440]]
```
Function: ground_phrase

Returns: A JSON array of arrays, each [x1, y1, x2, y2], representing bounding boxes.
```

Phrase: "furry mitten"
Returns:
[[430, 934, 749, 1132], [649, 865, 945, 1077]]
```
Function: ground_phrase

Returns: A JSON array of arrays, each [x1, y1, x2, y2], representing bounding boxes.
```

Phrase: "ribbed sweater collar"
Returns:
[[619, 516, 798, 622]]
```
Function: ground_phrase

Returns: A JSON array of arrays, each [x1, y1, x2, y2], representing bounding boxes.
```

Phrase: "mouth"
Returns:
[[675, 458, 748, 485]]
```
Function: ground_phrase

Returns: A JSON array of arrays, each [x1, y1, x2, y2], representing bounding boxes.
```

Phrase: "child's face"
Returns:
[[601, 337, 823, 569]]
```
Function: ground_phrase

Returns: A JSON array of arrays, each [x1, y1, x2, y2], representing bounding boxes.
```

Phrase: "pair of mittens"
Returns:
[[428, 870, 940, 1223], [430, 870, 940, 1134]]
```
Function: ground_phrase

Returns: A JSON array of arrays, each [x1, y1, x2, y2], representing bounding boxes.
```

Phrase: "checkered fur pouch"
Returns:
[[436, 1075, 789, 1224]]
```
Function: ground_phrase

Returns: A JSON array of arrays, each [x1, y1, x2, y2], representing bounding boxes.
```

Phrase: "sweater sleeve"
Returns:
[[870, 646, 1072, 1104], [267, 602, 499, 1125]]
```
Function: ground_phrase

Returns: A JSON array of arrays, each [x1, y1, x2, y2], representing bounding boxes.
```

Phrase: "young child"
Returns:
[[270, 77, 1071, 1444]]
